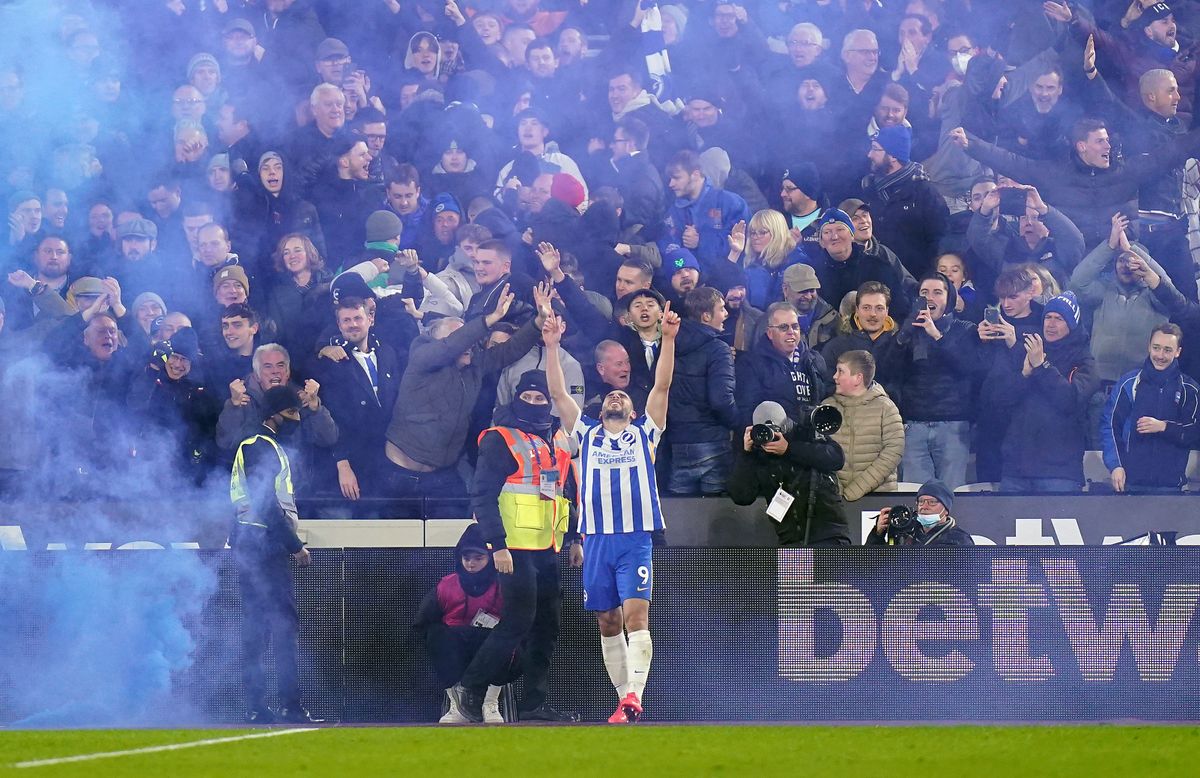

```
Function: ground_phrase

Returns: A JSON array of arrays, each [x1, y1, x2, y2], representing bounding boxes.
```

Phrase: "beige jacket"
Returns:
[[821, 383, 904, 501]]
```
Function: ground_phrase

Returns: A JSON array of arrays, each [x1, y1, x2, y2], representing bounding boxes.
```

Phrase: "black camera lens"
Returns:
[[750, 422, 777, 445], [888, 505, 916, 532]]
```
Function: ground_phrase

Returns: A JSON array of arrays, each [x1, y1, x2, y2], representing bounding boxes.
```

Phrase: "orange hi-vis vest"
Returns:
[[480, 426, 576, 551]]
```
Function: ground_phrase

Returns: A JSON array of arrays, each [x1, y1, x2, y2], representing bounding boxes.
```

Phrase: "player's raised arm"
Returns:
[[645, 301, 680, 430], [543, 312, 581, 433]]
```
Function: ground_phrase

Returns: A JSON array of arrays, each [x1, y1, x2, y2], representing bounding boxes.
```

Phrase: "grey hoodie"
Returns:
[[1068, 241, 1180, 381]]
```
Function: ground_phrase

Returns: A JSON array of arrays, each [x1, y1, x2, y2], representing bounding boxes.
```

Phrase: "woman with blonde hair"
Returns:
[[728, 209, 808, 309], [1020, 262, 1061, 304]]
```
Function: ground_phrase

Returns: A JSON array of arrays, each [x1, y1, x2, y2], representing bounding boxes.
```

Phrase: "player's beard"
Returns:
[[602, 407, 628, 422]]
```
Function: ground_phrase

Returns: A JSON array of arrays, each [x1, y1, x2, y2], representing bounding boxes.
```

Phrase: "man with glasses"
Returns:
[[778, 161, 823, 249], [171, 85, 207, 123], [763, 22, 830, 107], [778, 262, 841, 350], [866, 480, 974, 546], [831, 29, 889, 128], [592, 118, 663, 229], [736, 301, 828, 427], [353, 108, 397, 185]]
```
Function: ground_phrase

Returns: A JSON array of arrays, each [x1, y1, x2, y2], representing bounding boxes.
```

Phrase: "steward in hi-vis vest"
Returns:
[[228, 384, 319, 726], [452, 369, 582, 724]]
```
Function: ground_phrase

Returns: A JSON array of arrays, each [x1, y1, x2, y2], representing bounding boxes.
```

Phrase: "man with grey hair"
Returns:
[[829, 29, 889, 128], [217, 343, 338, 489], [287, 83, 348, 184], [763, 22, 828, 104]]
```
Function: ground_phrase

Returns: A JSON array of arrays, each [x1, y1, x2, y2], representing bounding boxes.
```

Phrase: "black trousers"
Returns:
[[424, 624, 521, 689], [458, 548, 561, 712], [234, 548, 301, 711]]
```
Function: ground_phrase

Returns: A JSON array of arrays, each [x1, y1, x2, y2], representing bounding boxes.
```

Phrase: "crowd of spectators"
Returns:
[[4, 0, 1200, 509]]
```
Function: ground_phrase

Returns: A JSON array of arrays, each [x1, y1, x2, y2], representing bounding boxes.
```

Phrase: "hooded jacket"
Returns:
[[413, 523, 502, 630], [1101, 358, 1200, 488], [666, 318, 739, 444], [820, 382, 904, 501], [231, 168, 327, 269], [662, 180, 751, 275], [984, 325, 1099, 483], [1069, 241, 1181, 381]]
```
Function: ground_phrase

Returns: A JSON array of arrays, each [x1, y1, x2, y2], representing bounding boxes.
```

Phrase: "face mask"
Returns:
[[513, 398, 551, 430], [917, 512, 942, 528], [275, 417, 301, 439], [952, 52, 972, 76]]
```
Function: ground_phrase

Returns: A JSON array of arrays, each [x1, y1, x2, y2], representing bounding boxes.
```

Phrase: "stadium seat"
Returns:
[[893, 482, 924, 492], [955, 482, 997, 493]]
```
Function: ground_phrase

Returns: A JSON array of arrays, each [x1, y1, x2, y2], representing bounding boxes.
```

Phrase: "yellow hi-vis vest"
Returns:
[[230, 433, 299, 532], [480, 426, 575, 551]]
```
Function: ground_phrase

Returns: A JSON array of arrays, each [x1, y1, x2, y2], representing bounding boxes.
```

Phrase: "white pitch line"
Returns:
[[12, 727, 319, 769]]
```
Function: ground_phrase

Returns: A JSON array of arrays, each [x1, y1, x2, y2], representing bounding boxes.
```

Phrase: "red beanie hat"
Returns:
[[550, 173, 585, 209]]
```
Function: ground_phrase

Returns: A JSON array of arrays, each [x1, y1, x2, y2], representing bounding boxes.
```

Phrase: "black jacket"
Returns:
[[728, 429, 850, 547], [820, 322, 905, 402], [984, 327, 1099, 483], [861, 163, 950, 278], [735, 333, 828, 428], [309, 176, 383, 270], [667, 319, 739, 444], [812, 242, 917, 321], [895, 311, 983, 422], [865, 516, 974, 546], [256, 0, 326, 96], [126, 366, 219, 483], [318, 339, 402, 471], [231, 172, 327, 272], [964, 129, 1200, 249]]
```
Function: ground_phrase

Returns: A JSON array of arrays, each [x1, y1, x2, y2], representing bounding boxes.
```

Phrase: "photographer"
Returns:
[[728, 401, 851, 547], [866, 480, 974, 547]]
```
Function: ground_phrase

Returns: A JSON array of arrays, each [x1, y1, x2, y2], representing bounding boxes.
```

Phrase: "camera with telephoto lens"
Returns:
[[752, 405, 842, 448], [887, 504, 919, 538], [750, 420, 781, 446], [800, 404, 842, 437]]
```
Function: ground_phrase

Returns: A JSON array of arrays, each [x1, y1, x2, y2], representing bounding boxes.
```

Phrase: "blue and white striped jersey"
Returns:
[[572, 415, 666, 535]]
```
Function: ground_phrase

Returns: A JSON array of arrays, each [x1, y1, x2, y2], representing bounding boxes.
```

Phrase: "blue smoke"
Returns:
[[1, 551, 218, 728]]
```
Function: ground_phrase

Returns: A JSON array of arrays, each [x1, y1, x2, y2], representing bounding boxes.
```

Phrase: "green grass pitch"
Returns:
[[1, 725, 1198, 776]]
